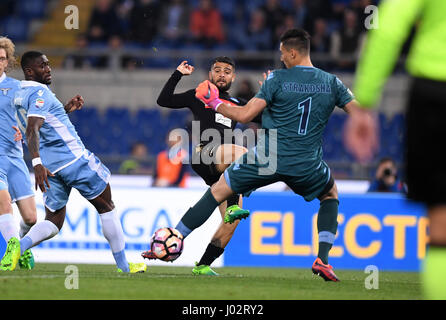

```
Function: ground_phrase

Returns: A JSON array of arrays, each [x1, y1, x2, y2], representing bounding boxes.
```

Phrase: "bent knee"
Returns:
[[23, 215, 37, 226]]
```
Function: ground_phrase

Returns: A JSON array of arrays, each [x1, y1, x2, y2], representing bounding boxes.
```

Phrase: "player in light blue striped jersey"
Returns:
[[0, 37, 37, 271], [1, 51, 146, 273]]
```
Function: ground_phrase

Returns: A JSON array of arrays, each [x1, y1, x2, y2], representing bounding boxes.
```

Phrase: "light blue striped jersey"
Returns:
[[14, 80, 86, 173], [0, 73, 23, 158]]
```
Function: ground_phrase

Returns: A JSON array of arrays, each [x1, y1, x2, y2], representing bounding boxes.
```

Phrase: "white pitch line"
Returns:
[[0, 274, 63, 279]]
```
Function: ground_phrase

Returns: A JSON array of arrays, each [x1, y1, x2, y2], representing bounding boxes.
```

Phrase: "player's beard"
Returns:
[[214, 80, 232, 93]]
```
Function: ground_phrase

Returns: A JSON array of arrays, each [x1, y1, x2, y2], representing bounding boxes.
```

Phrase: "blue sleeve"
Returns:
[[255, 71, 277, 105], [27, 89, 51, 119], [334, 76, 354, 108]]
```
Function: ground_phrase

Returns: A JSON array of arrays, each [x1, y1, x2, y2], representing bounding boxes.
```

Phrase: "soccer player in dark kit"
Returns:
[[142, 57, 260, 276]]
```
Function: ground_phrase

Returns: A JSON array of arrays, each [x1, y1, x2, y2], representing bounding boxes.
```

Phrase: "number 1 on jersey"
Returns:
[[298, 97, 312, 135]]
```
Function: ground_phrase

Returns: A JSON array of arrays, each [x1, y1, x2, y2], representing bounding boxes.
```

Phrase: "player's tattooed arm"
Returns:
[[26, 117, 54, 192]]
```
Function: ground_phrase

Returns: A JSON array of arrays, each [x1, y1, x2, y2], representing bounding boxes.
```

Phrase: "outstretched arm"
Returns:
[[64, 95, 84, 114], [195, 80, 267, 124], [343, 99, 379, 163], [157, 61, 195, 108], [216, 97, 267, 124]]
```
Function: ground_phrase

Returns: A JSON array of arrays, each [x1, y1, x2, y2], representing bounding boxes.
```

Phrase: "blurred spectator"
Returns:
[[108, 35, 137, 69], [306, 0, 334, 25], [152, 132, 189, 188], [311, 18, 332, 69], [234, 9, 272, 51], [63, 34, 94, 69], [311, 18, 331, 53], [90, 35, 125, 69], [331, 0, 348, 30], [274, 14, 296, 48], [0, 0, 15, 19], [291, 0, 309, 30], [63, 32, 127, 70], [119, 142, 152, 174], [128, 0, 161, 44], [189, 0, 225, 48], [87, 0, 122, 43], [259, 0, 286, 39], [330, 9, 365, 70], [159, 0, 190, 47], [235, 78, 256, 102], [115, 0, 134, 36], [367, 157, 407, 193]]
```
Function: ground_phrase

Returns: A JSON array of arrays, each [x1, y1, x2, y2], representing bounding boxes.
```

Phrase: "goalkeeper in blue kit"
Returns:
[[172, 29, 363, 281]]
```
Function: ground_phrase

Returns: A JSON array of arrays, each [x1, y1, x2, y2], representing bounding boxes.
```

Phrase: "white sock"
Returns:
[[0, 213, 19, 242], [99, 210, 126, 253], [100, 210, 129, 271], [20, 220, 59, 254], [19, 219, 34, 239]]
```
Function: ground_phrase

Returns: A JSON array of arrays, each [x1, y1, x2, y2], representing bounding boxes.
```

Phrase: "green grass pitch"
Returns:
[[0, 263, 421, 300]]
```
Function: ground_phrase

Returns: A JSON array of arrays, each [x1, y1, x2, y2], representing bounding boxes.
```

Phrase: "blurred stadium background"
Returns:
[[1, 0, 407, 180], [1, 0, 426, 281]]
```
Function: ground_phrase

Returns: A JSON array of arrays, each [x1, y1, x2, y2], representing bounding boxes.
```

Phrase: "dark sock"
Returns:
[[226, 193, 240, 207], [179, 188, 220, 233], [198, 243, 225, 266], [317, 198, 339, 265], [318, 242, 332, 265]]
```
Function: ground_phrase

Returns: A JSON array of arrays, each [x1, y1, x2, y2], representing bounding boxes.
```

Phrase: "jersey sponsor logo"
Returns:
[[37, 90, 44, 97], [215, 113, 232, 128], [35, 98, 45, 108], [0, 88, 11, 96]]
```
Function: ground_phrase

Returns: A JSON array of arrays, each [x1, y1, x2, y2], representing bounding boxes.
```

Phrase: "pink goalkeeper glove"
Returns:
[[195, 80, 223, 111]]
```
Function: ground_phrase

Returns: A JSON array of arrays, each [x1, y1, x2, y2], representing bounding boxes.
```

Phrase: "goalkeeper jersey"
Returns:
[[254, 66, 353, 176]]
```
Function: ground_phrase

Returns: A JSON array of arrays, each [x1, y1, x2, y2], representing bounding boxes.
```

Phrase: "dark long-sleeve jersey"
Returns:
[[157, 70, 260, 146]]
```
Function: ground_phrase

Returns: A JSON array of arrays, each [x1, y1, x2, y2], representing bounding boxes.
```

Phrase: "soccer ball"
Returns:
[[150, 227, 184, 262]]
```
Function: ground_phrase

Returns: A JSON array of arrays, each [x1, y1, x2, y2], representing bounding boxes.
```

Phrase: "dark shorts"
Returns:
[[406, 77, 446, 206], [191, 142, 221, 186], [224, 148, 333, 202]]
